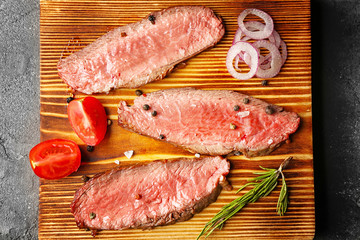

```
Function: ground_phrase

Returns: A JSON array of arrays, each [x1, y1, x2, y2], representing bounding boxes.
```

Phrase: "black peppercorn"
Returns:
[[261, 80, 268, 86], [265, 105, 274, 115], [87, 145, 94, 152], [66, 97, 74, 103], [135, 90, 143, 96], [148, 15, 156, 24], [233, 105, 240, 111], [151, 111, 157, 117], [143, 104, 150, 110], [243, 98, 249, 104], [233, 151, 241, 156], [81, 175, 90, 182], [159, 134, 165, 139]]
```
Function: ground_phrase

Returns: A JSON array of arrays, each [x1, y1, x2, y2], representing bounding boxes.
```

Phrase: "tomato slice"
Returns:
[[67, 96, 108, 146], [29, 139, 81, 180]]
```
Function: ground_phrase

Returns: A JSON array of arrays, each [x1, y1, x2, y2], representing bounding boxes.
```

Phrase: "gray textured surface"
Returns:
[[0, 0, 39, 239], [0, 0, 359, 239], [311, 0, 360, 239]]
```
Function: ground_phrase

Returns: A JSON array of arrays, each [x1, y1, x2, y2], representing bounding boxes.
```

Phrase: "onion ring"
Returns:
[[252, 40, 282, 79], [259, 55, 271, 70], [233, 28, 250, 45], [233, 44, 260, 69], [233, 21, 276, 65], [279, 40, 288, 65], [233, 21, 276, 46], [237, 8, 274, 40], [234, 55, 241, 70], [228, 9, 286, 80], [226, 41, 259, 80], [271, 30, 281, 48]]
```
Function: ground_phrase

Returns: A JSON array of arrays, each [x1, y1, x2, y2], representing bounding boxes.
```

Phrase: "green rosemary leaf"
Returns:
[[276, 173, 289, 216], [236, 182, 257, 193], [250, 171, 276, 181], [259, 165, 276, 171], [196, 157, 292, 240]]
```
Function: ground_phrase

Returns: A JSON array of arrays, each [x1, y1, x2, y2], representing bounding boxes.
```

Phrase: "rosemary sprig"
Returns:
[[196, 157, 292, 240]]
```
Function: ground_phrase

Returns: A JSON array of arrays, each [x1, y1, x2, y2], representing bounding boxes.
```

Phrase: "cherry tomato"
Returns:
[[67, 96, 107, 146], [29, 139, 81, 180]]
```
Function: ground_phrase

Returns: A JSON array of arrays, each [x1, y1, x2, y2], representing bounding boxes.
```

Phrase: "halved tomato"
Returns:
[[67, 96, 107, 146], [29, 139, 81, 180]]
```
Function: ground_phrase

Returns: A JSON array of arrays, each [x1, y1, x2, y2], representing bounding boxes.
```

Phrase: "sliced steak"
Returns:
[[58, 6, 225, 94], [71, 156, 230, 231], [118, 88, 300, 157]]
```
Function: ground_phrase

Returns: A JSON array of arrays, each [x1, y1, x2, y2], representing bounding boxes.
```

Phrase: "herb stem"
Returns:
[[196, 157, 292, 240]]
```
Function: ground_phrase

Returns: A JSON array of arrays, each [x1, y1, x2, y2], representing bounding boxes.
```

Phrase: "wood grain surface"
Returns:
[[39, 0, 314, 239]]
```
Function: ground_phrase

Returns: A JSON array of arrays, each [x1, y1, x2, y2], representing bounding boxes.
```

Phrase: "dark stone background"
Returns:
[[0, 0, 359, 239]]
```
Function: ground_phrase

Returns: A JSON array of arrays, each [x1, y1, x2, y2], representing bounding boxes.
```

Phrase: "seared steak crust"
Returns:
[[58, 6, 225, 94], [71, 157, 230, 231], [118, 88, 300, 157]]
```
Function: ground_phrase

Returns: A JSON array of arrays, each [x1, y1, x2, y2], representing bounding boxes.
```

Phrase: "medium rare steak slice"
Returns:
[[118, 88, 300, 157], [58, 6, 225, 94], [71, 156, 230, 232]]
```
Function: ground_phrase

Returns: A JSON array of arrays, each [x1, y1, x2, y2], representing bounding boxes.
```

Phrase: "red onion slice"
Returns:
[[233, 21, 277, 67], [280, 40, 288, 65], [259, 55, 271, 70], [242, 52, 252, 65], [234, 55, 240, 70], [226, 41, 259, 80], [237, 8, 274, 40], [229, 9, 287, 80], [244, 21, 276, 45], [233, 43, 260, 67], [234, 22, 276, 45], [252, 40, 282, 78], [233, 28, 250, 45], [271, 30, 281, 48]]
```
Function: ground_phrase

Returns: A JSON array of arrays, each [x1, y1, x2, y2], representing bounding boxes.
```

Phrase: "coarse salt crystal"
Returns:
[[237, 111, 250, 118], [124, 150, 134, 159], [103, 216, 110, 223], [268, 139, 273, 144], [114, 160, 120, 165], [195, 153, 201, 158]]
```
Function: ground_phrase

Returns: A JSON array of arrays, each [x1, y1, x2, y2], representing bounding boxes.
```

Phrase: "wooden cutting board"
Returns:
[[39, 0, 314, 239]]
